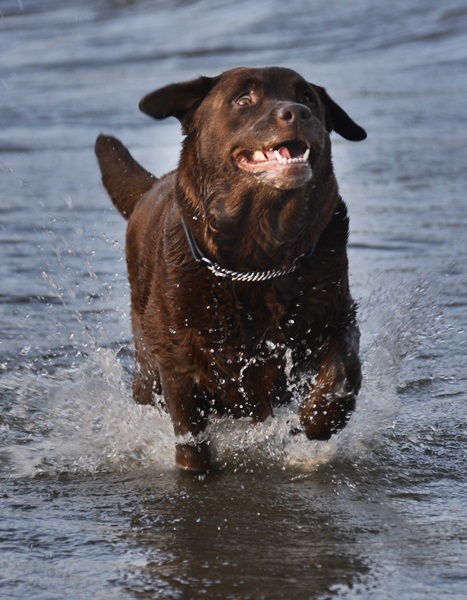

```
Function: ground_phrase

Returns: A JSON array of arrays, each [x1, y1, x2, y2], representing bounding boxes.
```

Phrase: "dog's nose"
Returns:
[[276, 103, 312, 123]]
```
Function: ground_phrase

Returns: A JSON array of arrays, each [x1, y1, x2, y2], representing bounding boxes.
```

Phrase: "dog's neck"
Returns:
[[181, 215, 315, 282]]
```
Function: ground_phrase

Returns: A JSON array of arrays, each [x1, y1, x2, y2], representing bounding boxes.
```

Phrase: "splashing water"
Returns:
[[0, 276, 444, 478], [1, 349, 174, 478]]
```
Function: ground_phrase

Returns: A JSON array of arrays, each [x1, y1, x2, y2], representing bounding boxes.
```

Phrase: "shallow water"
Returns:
[[1, 0, 466, 598]]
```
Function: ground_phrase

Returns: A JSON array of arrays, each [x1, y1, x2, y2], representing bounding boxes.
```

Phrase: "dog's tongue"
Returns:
[[265, 146, 292, 160]]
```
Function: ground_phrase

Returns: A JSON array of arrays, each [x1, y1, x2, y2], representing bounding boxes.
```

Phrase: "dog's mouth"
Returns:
[[233, 141, 312, 174]]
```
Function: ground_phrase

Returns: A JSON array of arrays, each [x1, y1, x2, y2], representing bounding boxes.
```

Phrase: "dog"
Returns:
[[95, 66, 366, 473]]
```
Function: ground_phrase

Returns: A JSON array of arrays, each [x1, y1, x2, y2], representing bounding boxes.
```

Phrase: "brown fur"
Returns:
[[95, 67, 366, 472]]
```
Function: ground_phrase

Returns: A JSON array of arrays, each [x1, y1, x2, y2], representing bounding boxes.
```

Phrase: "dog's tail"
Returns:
[[95, 134, 157, 219]]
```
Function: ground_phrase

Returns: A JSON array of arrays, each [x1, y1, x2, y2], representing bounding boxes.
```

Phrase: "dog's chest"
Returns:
[[184, 277, 320, 372]]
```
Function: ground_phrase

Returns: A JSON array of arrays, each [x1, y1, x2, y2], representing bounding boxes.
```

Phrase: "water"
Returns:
[[1, 0, 466, 597]]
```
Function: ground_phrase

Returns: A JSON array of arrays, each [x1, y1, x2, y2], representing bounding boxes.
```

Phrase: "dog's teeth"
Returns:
[[252, 150, 267, 162], [274, 150, 285, 164], [303, 148, 310, 161]]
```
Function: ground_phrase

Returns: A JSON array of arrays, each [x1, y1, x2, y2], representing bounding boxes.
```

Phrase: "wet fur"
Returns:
[[95, 66, 366, 472]]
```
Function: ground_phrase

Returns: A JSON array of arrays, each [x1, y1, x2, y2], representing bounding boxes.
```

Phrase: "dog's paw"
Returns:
[[299, 392, 356, 441], [175, 442, 211, 474]]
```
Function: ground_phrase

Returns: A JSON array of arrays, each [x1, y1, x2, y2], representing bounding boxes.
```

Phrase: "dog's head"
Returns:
[[140, 67, 366, 192], [140, 67, 365, 268]]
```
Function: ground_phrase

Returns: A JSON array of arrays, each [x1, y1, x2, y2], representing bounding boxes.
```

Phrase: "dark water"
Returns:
[[1, 0, 466, 598]]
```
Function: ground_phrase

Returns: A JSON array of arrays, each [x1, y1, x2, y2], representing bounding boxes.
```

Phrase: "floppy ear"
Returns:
[[139, 76, 218, 133], [313, 85, 367, 141]]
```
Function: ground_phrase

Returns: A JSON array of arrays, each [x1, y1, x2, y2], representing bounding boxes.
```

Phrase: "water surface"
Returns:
[[1, 1, 466, 598]]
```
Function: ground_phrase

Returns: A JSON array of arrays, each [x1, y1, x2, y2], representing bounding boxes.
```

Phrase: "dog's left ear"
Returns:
[[312, 85, 367, 141], [139, 76, 218, 134]]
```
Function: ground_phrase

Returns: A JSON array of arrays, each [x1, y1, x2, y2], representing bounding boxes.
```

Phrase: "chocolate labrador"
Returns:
[[95, 66, 366, 472]]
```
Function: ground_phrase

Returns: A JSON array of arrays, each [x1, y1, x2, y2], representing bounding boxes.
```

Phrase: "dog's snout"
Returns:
[[276, 103, 312, 124]]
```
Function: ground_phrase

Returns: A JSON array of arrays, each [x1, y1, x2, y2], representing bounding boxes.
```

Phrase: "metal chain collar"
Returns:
[[181, 217, 312, 282]]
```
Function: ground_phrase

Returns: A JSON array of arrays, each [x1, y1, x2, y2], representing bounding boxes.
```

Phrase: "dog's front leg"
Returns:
[[298, 333, 361, 440], [133, 340, 162, 406], [159, 368, 211, 473]]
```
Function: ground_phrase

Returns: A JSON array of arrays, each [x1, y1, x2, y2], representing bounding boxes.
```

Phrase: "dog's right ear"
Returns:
[[139, 76, 218, 134]]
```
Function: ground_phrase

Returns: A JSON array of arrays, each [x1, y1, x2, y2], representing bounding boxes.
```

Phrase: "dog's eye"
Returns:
[[236, 93, 254, 107], [299, 92, 315, 106]]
